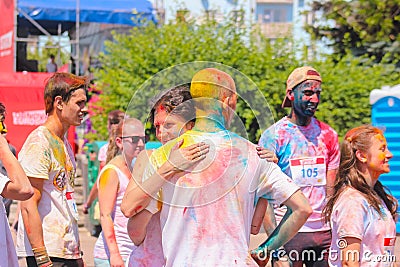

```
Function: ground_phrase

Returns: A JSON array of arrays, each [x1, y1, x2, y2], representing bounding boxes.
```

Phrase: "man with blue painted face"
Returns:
[[259, 66, 340, 267]]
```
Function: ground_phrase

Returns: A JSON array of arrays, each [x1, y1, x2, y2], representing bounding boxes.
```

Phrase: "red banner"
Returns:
[[0, 72, 76, 154], [0, 0, 15, 72]]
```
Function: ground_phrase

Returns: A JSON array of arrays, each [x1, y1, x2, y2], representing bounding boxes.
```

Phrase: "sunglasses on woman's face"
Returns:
[[120, 135, 148, 144]]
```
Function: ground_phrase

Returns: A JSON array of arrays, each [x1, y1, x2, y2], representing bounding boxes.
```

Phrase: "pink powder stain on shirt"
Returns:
[[179, 146, 245, 244], [308, 190, 324, 203], [178, 147, 242, 187], [277, 129, 288, 147]]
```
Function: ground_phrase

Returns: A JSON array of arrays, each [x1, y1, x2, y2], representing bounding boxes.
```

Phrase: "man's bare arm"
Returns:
[[20, 178, 46, 248], [0, 135, 33, 200], [121, 141, 209, 217], [127, 210, 153, 246], [16, 140, 53, 266], [326, 169, 337, 198], [251, 190, 312, 264], [252, 147, 278, 235], [262, 202, 277, 236]]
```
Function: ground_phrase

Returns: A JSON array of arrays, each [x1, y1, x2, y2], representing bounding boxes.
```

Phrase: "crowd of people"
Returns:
[[0, 66, 397, 267]]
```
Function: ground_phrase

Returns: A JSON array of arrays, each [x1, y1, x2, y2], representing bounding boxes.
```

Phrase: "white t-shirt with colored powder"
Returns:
[[329, 187, 396, 267], [144, 129, 300, 266], [0, 173, 19, 267], [17, 126, 81, 259], [259, 117, 340, 232]]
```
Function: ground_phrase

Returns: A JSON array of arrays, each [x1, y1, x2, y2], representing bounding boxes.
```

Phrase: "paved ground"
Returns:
[[9, 209, 400, 266]]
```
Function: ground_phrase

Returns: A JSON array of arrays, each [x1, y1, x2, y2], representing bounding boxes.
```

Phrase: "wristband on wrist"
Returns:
[[32, 246, 53, 267]]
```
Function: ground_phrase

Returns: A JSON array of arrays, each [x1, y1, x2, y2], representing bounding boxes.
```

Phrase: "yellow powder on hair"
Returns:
[[190, 68, 235, 99]]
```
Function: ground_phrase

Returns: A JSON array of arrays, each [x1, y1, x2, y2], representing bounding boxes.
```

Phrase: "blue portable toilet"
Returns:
[[370, 85, 400, 233]]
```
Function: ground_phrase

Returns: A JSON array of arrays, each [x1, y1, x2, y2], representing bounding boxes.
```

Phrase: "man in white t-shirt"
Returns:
[[17, 73, 88, 267], [126, 68, 312, 266]]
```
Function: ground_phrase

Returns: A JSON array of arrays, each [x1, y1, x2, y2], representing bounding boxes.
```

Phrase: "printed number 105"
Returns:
[[302, 167, 318, 178]]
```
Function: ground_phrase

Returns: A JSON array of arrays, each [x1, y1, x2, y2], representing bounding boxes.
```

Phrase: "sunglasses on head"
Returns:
[[120, 135, 148, 144]]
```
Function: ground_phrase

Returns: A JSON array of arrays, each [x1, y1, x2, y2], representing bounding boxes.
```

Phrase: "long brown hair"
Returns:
[[105, 122, 123, 164], [324, 125, 398, 222]]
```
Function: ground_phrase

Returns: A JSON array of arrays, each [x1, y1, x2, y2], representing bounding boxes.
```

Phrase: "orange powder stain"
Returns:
[[375, 134, 385, 142], [98, 168, 113, 190], [378, 152, 386, 161]]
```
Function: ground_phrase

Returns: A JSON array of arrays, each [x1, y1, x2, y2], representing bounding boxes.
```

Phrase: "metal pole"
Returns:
[[76, 0, 80, 75], [17, 7, 53, 38], [13, 0, 17, 71], [57, 23, 61, 67]]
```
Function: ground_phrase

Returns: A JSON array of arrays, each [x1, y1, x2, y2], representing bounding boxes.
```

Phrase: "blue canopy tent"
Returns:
[[15, 0, 156, 72], [17, 0, 156, 34]]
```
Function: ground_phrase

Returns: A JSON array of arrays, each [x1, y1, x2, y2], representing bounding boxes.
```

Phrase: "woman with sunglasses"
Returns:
[[324, 125, 397, 267], [93, 118, 146, 267]]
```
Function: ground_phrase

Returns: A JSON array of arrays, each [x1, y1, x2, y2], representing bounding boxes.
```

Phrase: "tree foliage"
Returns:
[[27, 40, 70, 72], [305, 0, 400, 63], [91, 17, 400, 143]]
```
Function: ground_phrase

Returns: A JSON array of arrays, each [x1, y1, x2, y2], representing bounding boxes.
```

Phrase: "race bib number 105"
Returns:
[[289, 157, 326, 186]]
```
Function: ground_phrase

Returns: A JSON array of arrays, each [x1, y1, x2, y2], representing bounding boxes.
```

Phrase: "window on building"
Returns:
[[262, 8, 287, 23], [257, 3, 292, 24]]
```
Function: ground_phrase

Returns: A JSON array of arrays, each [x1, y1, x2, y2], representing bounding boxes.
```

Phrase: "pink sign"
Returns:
[[0, 0, 14, 72]]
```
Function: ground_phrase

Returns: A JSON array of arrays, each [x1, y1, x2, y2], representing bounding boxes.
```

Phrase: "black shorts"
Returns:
[[26, 256, 83, 267]]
